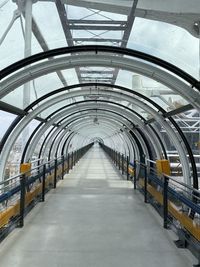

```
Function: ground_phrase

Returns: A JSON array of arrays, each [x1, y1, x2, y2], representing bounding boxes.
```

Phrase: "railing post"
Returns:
[[122, 154, 124, 175], [134, 160, 137, 189], [67, 154, 69, 173], [72, 151, 74, 168], [74, 150, 76, 164], [163, 176, 169, 229], [61, 155, 64, 180], [41, 164, 46, 202], [144, 165, 148, 203], [53, 158, 57, 189], [118, 153, 119, 169], [19, 173, 26, 227], [126, 156, 129, 180], [77, 149, 79, 161]]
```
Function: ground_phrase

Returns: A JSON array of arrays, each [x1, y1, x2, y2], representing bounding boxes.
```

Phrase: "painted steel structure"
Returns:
[[0, 0, 200, 191]]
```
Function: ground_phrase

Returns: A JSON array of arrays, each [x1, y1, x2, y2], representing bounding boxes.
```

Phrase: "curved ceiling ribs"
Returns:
[[0, 45, 199, 188]]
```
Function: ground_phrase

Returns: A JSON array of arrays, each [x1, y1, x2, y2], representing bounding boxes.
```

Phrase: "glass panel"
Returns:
[[1, 72, 64, 109], [0, 111, 16, 139], [116, 70, 189, 112], [33, 2, 66, 49], [6, 119, 40, 177], [2, 66, 189, 113], [1, 1, 198, 79], [0, 1, 23, 69], [171, 109, 200, 187], [128, 18, 199, 79]]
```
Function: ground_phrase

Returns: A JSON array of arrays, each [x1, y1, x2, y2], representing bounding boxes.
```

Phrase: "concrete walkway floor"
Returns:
[[0, 146, 196, 267]]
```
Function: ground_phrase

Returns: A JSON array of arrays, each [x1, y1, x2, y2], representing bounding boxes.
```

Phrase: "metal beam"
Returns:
[[0, 101, 26, 116], [80, 70, 114, 75], [20, 10, 68, 87], [14, 0, 200, 37], [55, 0, 82, 83], [111, 0, 138, 84], [0, 101, 50, 124], [145, 104, 193, 124], [31, 18, 68, 87], [1, 46, 198, 90], [164, 104, 193, 118], [69, 25, 126, 31], [68, 19, 126, 25], [74, 38, 121, 43]]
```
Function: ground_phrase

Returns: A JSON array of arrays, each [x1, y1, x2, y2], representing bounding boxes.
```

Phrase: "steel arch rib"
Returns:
[[1, 55, 199, 110], [24, 104, 162, 164], [41, 112, 151, 162], [0, 45, 199, 90], [0, 88, 192, 185], [20, 98, 162, 163]]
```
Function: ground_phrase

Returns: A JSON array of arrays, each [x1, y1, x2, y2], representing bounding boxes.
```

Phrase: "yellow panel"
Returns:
[[138, 178, 200, 241], [0, 201, 20, 228], [128, 167, 134, 176], [156, 160, 171, 175], [0, 207, 14, 227], [13, 202, 20, 216], [20, 163, 32, 174], [197, 141, 200, 149]]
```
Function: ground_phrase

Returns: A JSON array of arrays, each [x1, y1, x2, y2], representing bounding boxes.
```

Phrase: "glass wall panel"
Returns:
[[0, 111, 16, 139], [5, 119, 40, 178], [128, 18, 199, 79]]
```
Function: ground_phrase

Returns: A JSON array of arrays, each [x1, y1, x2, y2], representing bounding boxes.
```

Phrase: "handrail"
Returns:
[[0, 143, 94, 236], [1, 45, 199, 90], [0, 158, 56, 186], [135, 160, 200, 195], [0, 148, 89, 188]]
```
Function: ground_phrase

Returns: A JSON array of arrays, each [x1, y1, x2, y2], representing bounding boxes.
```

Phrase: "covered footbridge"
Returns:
[[0, 0, 200, 266]]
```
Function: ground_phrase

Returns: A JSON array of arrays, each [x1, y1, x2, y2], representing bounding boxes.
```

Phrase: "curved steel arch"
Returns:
[[24, 104, 162, 165], [39, 108, 161, 161], [31, 110, 140, 163], [0, 88, 193, 185], [42, 112, 154, 162], [0, 45, 199, 89], [58, 119, 136, 162], [69, 124, 144, 165], [1, 55, 199, 111], [62, 126, 124, 158], [54, 123, 131, 162], [2, 80, 172, 158], [61, 122, 130, 156], [20, 97, 165, 163], [47, 111, 153, 167], [23, 102, 138, 161], [69, 120, 145, 163], [78, 127, 141, 164], [35, 112, 129, 161], [0, 77, 194, 183]]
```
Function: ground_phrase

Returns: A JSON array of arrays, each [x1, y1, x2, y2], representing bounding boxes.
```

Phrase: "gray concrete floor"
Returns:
[[0, 146, 196, 267]]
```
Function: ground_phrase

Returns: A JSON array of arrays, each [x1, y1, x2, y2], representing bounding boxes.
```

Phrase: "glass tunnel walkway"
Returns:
[[0, 145, 197, 267]]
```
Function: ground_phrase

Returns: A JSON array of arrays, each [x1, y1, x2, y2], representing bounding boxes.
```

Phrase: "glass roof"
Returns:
[[0, 0, 200, 183], [0, 1, 199, 76], [0, 0, 199, 112]]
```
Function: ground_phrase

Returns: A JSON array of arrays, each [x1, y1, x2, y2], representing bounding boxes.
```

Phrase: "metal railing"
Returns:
[[100, 143, 200, 250], [0, 143, 93, 238]]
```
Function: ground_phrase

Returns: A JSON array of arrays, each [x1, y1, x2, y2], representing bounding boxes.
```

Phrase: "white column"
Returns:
[[22, 0, 32, 153]]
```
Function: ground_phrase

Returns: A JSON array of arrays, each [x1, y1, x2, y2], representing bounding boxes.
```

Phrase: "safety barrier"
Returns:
[[100, 143, 135, 181], [100, 143, 200, 265], [0, 143, 93, 239]]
